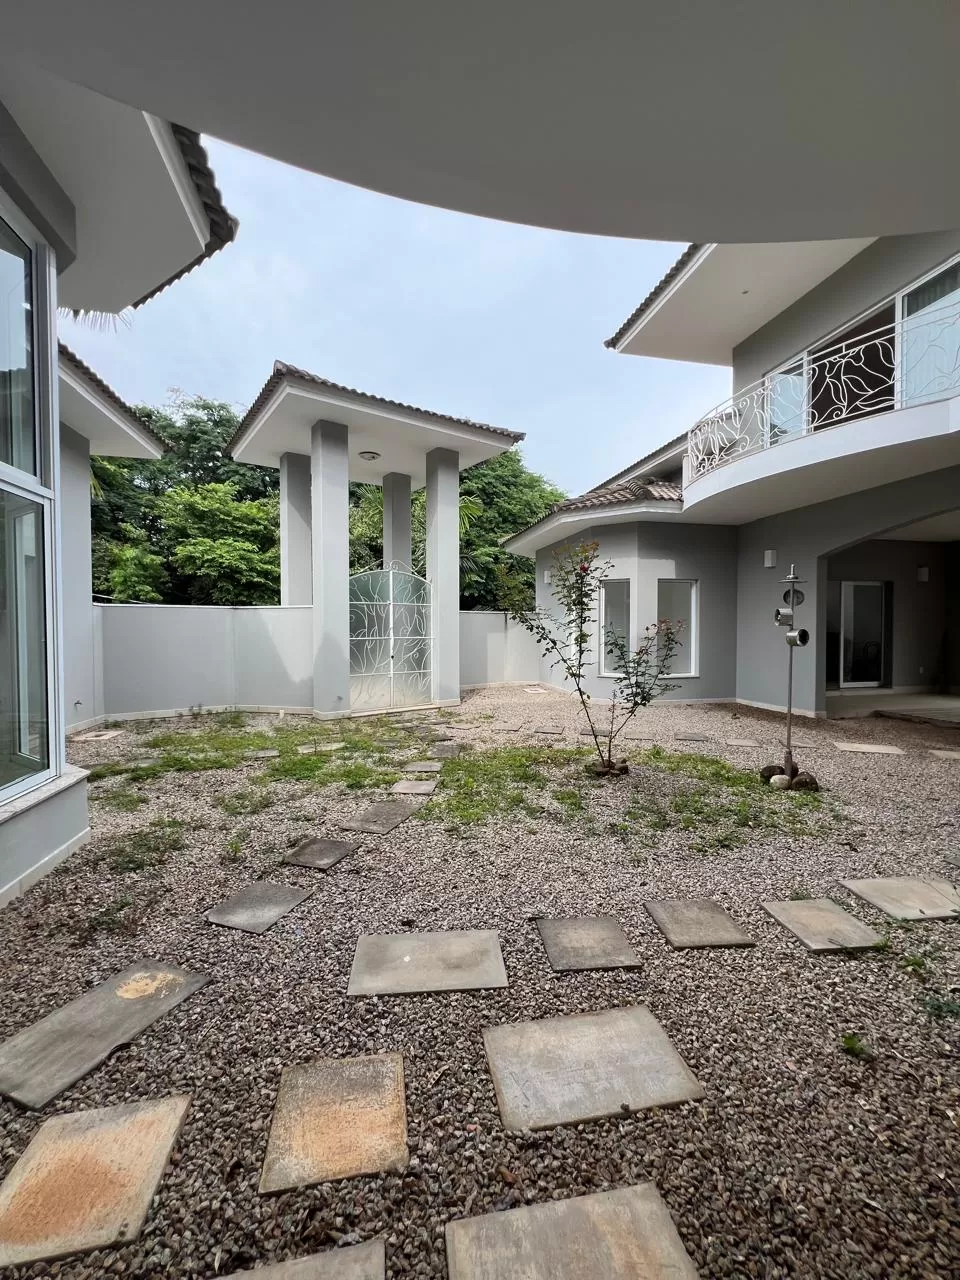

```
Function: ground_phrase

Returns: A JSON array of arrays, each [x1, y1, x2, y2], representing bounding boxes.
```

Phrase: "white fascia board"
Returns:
[[504, 501, 684, 558], [613, 246, 715, 352], [143, 115, 210, 249], [58, 363, 163, 459]]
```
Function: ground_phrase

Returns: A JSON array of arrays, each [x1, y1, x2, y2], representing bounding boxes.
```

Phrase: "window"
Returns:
[[0, 217, 36, 475], [0, 201, 57, 804], [599, 579, 629, 675], [657, 579, 697, 677]]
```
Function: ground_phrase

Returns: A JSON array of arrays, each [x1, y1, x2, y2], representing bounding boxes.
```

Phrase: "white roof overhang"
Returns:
[[58, 356, 163, 459], [504, 501, 684, 557]]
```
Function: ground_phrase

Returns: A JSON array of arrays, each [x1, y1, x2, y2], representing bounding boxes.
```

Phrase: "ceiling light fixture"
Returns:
[[358, 450, 381, 461]]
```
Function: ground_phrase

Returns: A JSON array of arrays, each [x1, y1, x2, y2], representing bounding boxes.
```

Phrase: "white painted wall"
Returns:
[[95, 604, 540, 718]]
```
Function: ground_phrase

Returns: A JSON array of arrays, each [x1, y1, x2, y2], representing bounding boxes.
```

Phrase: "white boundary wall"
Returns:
[[95, 604, 540, 718]]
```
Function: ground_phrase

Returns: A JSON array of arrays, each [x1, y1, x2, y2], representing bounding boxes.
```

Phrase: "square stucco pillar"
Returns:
[[426, 447, 460, 704], [279, 452, 312, 605], [311, 420, 350, 716], [382, 472, 412, 568]]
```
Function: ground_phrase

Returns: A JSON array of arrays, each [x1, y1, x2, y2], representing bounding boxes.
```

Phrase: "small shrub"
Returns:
[[839, 1032, 876, 1061]]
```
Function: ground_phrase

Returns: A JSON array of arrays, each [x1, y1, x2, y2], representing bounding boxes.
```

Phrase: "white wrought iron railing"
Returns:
[[687, 293, 960, 480]]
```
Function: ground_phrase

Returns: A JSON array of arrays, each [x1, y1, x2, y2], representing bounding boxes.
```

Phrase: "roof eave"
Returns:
[[604, 244, 708, 351], [504, 499, 685, 558]]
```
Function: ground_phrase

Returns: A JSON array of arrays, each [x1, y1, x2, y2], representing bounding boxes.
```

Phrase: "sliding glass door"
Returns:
[[839, 582, 885, 688]]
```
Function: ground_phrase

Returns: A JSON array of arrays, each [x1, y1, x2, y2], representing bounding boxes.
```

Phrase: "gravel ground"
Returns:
[[1, 687, 959, 1279]]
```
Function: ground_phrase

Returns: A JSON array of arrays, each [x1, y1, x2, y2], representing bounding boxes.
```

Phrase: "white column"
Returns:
[[311, 420, 350, 716], [382, 471, 412, 568], [279, 452, 312, 605], [426, 447, 460, 704]]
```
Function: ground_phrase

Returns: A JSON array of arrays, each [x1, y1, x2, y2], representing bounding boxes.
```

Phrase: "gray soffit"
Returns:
[[230, 360, 525, 457], [131, 125, 238, 308], [58, 343, 168, 452], [604, 243, 703, 350]]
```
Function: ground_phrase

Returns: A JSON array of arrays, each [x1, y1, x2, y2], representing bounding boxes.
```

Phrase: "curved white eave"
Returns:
[[4, 3, 960, 242], [505, 501, 684, 558]]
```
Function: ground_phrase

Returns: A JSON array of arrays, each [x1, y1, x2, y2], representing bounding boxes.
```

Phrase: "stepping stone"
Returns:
[[428, 742, 461, 759], [840, 876, 960, 921], [402, 760, 442, 772], [445, 1183, 698, 1280], [297, 741, 346, 755], [781, 738, 815, 749], [0, 963, 209, 1109], [834, 742, 903, 754], [673, 733, 709, 742], [247, 748, 281, 759], [259, 1054, 407, 1192], [207, 882, 312, 934], [221, 1240, 386, 1278], [524, 686, 547, 694], [623, 728, 655, 741], [341, 801, 423, 834], [391, 779, 437, 795], [725, 738, 759, 748], [644, 899, 754, 949], [929, 749, 960, 760], [284, 837, 358, 871], [534, 725, 563, 736], [763, 898, 880, 952], [0, 1094, 190, 1266], [72, 728, 123, 742], [497, 723, 523, 733], [536, 917, 641, 971], [577, 727, 597, 737], [348, 930, 508, 996], [483, 1006, 703, 1131]]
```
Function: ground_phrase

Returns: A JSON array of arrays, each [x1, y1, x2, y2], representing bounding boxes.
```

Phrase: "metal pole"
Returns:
[[784, 564, 797, 774]]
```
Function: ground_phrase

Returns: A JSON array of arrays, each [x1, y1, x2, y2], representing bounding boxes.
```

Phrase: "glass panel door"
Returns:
[[0, 217, 36, 475], [839, 581, 884, 687], [901, 263, 960, 407], [1, 489, 49, 789]]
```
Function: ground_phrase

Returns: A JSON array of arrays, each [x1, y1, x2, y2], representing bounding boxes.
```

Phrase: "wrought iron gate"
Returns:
[[349, 566, 432, 711]]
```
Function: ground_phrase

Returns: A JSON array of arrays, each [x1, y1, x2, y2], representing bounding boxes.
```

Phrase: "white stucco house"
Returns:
[[505, 235, 960, 723]]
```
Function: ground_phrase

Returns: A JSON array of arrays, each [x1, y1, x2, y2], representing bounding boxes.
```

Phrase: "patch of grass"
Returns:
[[94, 818, 185, 874], [839, 1031, 876, 1061], [552, 787, 584, 814], [900, 953, 929, 977], [625, 747, 833, 854], [924, 993, 960, 1020], [220, 830, 249, 864], [265, 752, 398, 789], [419, 745, 587, 826], [95, 784, 149, 812], [217, 787, 274, 816]]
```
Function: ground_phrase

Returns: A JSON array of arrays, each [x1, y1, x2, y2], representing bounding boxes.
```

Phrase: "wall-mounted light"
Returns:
[[763, 549, 777, 568], [358, 450, 381, 462], [543, 570, 552, 585], [917, 565, 930, 583]]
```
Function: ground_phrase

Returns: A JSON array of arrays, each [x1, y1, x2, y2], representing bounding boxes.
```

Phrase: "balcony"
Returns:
[[687, 294, 960, 482]]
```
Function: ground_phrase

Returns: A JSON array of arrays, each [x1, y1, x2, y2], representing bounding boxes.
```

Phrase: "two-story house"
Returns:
[[505, 234, 960, 721]]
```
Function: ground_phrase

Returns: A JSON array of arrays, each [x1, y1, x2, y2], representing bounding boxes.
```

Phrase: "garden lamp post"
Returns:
[[774, 563, 809, 775]]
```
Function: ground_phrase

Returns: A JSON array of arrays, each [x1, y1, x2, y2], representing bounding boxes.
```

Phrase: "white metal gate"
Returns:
[[349, 565, 432, 710]]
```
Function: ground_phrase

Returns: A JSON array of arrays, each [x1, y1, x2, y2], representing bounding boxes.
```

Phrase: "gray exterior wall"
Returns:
[[0, 766, 89, 906], [0, 98, 76, 267], [733, 231, 960, 391], [736, 464, 960, 714], [60, 425, 103, 729], [947, 542, 960, 692], [459, 611, 542, 687], [825, 540, 948, 690], [535, 521, 738, 701]]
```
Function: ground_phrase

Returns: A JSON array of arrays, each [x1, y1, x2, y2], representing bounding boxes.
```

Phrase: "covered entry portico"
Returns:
[[230, 362, 523, 717]]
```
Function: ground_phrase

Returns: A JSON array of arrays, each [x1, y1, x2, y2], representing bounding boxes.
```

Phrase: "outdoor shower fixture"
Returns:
[[775, 564, 808, 775]]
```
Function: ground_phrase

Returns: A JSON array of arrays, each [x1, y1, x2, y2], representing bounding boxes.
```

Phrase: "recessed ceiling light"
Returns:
[[358, 450, 381, 461]]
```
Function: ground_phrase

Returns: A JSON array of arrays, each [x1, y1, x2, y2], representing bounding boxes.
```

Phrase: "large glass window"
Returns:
[[1, 488, 48, 788], [902, 262, 960, 407], [657, 579, 697, 677], [599, 580, 630, 675], [0, 218, 36, 475]]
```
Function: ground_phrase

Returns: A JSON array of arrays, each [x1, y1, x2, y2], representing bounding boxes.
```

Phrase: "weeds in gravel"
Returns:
[[840, 1032, 876, 1061], [788, 887, 813, 900], [552, 787, 584, 814], [217, 787, 274, 815], [93, 818, 186, 873], [419, 746, 588, 826], [924, 993, 960, 1020], [624, 747, 833, 854], [95, 784, 149, 812]]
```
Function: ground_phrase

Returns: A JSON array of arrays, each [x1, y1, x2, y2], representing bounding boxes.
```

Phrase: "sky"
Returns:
[[61, 139, 731, 496]]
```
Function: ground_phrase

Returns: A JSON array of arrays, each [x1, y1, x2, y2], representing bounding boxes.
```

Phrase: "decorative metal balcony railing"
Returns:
[[687, 294, 960, 480]]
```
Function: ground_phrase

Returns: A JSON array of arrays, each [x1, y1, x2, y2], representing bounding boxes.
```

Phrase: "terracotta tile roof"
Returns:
[[230, 360, 525, 454], [555, 477, 682, 511], [58, 342, 168, 451], [604, 243, 703, 350], [132, 126, 238, 308]]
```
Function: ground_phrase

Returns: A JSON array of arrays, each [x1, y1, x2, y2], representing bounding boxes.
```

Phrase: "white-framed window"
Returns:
[[599, 579, 630, 676], [657, 578, 698, 677], [0, 191, 60, 806]]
